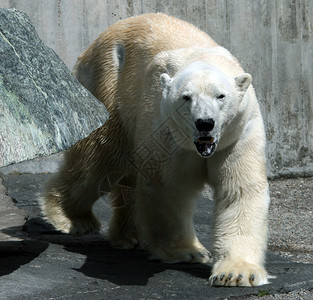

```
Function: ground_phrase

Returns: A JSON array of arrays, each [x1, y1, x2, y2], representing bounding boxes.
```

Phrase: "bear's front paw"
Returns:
[[150, 246, 213, 264], [209, 259, 269, 286]]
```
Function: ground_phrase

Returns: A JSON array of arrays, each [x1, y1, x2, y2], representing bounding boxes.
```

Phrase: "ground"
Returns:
[[0, 172, 312, 299]]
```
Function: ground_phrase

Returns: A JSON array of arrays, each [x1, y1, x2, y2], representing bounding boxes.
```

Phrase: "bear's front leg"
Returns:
[[135, 176, 212, 264], [208, 153, 270, 286]]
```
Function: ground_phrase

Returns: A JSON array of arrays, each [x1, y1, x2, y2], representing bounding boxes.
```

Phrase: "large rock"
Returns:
[[0, 8, 109, 168]]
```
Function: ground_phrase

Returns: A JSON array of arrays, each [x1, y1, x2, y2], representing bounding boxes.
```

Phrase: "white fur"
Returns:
[[40, 13, 270, 287]]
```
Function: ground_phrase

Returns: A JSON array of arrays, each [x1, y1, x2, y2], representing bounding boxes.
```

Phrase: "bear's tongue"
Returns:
[[194, 137, 216, 157]]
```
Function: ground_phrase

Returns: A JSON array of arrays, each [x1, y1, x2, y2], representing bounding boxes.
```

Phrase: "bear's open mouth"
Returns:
[[194, 136, 217, 157]]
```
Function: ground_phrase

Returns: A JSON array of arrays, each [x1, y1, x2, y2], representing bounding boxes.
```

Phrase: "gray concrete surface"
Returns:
[[0, 152, 63, 175], [0, 165, 312, 299], [0, 0, 312, 177]]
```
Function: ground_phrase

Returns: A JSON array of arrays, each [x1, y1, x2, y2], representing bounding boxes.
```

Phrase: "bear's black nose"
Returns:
[[195, 118, 215, 132]]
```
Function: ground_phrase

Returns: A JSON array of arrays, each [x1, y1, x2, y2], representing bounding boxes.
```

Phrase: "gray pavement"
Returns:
[[0, 169, 312, 299]]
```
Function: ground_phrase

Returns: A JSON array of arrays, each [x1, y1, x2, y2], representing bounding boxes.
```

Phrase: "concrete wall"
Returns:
[[0, 0, 312, 177]]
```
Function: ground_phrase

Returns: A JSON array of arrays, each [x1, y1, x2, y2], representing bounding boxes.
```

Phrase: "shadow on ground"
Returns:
[[2, 218, 212, 287], [0, 236, 49, 277]]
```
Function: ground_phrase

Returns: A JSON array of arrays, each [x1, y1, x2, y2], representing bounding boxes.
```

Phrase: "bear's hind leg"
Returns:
[[108, 176, 138, 249], [40, 119, 129, 235], [40, 168, 102, 235]]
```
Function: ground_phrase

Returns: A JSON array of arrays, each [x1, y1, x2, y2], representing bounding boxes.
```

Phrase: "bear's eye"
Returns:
[[182, 94, 192, 101], [217, 94, 225, 100]]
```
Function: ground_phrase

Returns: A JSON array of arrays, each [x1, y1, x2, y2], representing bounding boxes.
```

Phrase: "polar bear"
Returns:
[[40, 13, 270, 286]]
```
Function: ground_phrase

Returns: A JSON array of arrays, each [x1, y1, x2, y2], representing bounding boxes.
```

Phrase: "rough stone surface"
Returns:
[[0, 8, 109, 168], [0, 172, 312, 299]]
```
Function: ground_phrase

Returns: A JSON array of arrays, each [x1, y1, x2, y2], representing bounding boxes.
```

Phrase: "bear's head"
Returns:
[[160, 61, 251, 158]]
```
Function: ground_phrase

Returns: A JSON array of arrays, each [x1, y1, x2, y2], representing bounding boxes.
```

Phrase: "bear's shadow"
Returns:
[[22, 217, 212, 286], [68, 239, 212, 286]]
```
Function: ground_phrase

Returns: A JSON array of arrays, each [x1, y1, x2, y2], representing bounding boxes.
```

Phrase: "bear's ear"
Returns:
[[160, 73, 172, 99], [235, 73, 252, 93]]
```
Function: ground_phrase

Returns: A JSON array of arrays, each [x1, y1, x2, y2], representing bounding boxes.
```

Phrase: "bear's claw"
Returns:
[[209, 259, 269, 287]]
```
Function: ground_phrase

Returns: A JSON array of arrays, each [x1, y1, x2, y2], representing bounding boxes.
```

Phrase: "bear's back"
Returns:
[[105, 13, 217, 54], [73, 13, 217, 107]]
